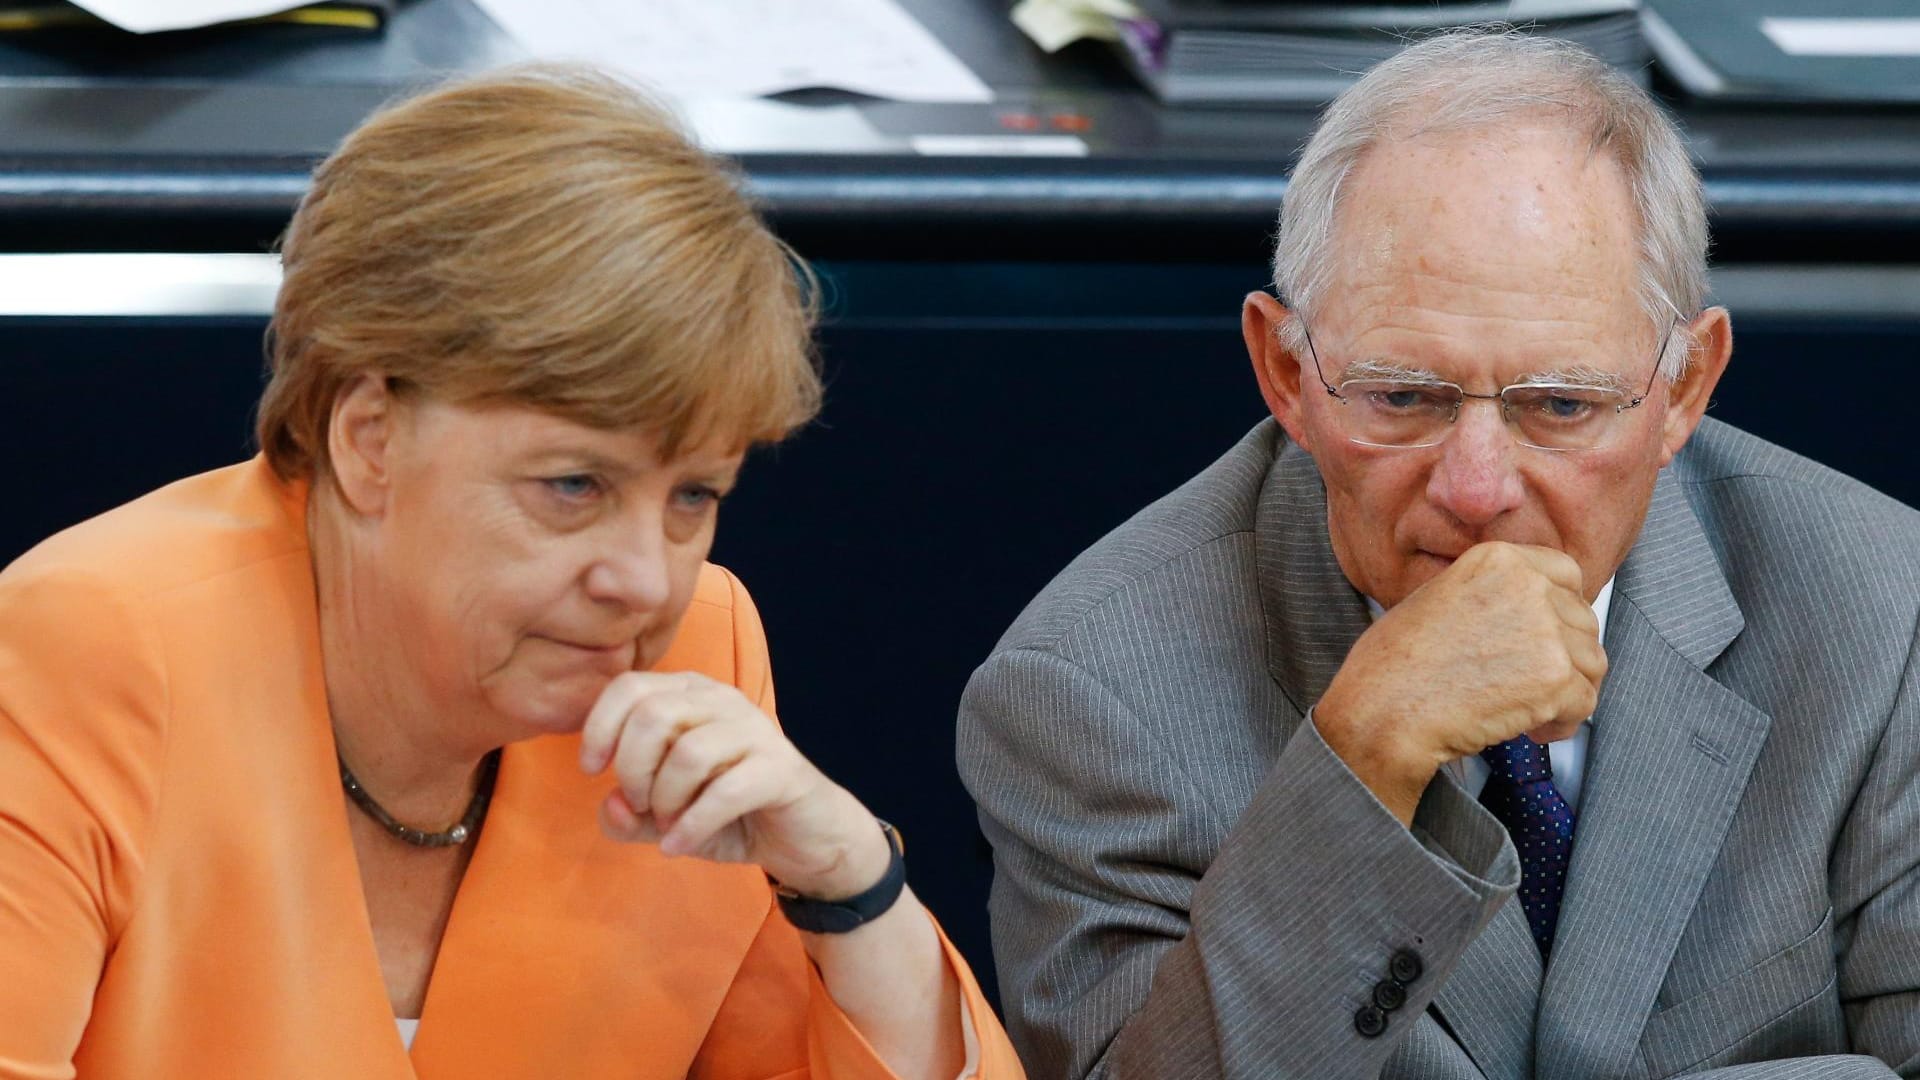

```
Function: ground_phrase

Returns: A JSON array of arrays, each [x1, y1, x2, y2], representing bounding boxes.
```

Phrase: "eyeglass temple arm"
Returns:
[[1296, 318, 1342, 397], [1627, 316, 1687, 408]]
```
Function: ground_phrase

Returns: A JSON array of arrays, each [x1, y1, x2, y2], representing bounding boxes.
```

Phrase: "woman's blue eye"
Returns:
[[676, 485, 722, 510], [545, 474, 600, 499]]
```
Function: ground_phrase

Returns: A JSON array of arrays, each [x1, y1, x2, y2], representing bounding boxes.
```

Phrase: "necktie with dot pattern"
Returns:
[[1478, 735, 1577, 957]]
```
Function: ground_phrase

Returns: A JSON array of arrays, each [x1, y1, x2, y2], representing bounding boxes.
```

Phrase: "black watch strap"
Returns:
[[772, 819, 906, 934]]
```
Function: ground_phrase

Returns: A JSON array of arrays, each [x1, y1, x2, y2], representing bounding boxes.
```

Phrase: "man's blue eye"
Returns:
[[1545, 396, 1591, 419], [1364, 386, 1448, 412]]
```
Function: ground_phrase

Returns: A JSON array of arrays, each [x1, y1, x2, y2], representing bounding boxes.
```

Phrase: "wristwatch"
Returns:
[[771, 819, 906, 934]]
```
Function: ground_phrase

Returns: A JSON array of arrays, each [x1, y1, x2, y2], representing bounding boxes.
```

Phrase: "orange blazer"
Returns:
[[0, 457, 1021, 1080]]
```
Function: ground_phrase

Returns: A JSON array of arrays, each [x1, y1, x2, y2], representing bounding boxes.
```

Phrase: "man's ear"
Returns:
[[327, 374, 398, 517], [1244, 291, 1314, 451], [1658, 306, 1732, 466]]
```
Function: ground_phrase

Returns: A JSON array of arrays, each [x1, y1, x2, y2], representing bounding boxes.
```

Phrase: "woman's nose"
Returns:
[[583, 526, 673, 612], [1425, 401, 1526, 527]]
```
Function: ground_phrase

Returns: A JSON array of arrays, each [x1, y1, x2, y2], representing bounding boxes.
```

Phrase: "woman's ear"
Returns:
[[1244, 291, 1314, 451], [327, 374, 398, 517]]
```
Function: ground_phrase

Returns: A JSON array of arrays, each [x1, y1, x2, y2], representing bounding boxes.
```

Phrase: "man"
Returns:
[[958, 30, 1920, 1080]]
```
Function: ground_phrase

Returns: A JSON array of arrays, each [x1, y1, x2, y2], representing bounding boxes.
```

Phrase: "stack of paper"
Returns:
[[1055, 0, 1647, 106], [468, 0, 990, 104]]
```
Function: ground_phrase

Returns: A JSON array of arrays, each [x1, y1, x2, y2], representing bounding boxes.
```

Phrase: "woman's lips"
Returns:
[[540, 635, 636, 666]]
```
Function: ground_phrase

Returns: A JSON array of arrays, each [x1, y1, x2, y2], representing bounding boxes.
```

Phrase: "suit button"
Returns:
[[1373, 979, 1407, 1011], [1390, 949, 1424, 984], [1354, 1005, 1388, 1038]]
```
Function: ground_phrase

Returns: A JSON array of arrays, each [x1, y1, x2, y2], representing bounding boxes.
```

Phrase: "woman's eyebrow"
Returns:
[[518, 447, 638, 477]]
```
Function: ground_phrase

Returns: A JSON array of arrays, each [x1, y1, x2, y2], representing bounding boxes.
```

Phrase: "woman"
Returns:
[[0, 67, 1021, 1079]]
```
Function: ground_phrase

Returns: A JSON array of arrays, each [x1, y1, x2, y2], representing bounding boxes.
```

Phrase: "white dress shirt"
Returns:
[[1364, 577, 1613, 813]]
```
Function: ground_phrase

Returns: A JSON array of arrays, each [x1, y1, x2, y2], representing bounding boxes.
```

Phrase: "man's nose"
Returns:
[[1425, 400, 1526, 527], [583, 522, 673, 612]]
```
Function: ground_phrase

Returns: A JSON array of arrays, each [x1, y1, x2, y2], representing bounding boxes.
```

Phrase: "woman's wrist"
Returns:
[[800, 891, 968, 1079], [788, 817, 895, 901]]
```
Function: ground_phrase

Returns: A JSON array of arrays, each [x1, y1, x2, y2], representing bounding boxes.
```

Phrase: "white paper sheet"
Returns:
[[470, 0, 990, 104], [1762, 17, 1920, 58], [65, 0, 312, 33]]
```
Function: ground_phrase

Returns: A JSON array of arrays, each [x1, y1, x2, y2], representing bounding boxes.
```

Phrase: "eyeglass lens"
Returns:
[[1336, 381, 1635, 451]]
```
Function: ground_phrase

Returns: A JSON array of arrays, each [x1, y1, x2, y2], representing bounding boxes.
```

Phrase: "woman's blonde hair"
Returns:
[[258, 64, 821, 480]]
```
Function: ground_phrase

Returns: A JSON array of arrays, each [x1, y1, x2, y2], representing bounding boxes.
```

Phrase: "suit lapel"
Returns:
[[1257, 436, 1542, 1080], [410, 736, 771, 1077], [1535, 471, 1771, 1080], [1255, 438, 1373, 716]]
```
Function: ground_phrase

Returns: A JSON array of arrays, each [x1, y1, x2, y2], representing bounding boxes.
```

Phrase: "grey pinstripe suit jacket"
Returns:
[[958, 418, 1920, 1079]]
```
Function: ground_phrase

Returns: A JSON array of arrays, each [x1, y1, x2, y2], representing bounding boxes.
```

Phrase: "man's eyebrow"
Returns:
[[1342, 358, 1448, 382], [1335, 358, 1634, 392], [1511, 366, 1634, 393]]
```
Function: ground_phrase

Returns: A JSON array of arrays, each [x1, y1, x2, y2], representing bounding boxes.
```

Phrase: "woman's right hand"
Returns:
[[578, 671, 894, 901]]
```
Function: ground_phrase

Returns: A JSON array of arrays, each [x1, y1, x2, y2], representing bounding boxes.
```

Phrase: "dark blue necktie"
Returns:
[[1479, 736, 1577, 957]]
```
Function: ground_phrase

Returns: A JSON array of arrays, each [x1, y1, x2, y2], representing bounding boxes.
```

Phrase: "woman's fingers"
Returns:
[[646, 719, 752, 829], [610, 694, 695, 816], [583, 672, 785, 843], [580, 671, 873, 893], [599, 788, 661, 844], [579, 671, 697, 774], [660, 756, 783, 857]]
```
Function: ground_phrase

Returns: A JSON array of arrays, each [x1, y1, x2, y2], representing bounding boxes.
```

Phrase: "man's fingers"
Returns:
[[1559, 620, 1608, 686], [1548, 586, 1600, 639], [1518, 544, 1584, 591], [1508, 543, 1586, 595]]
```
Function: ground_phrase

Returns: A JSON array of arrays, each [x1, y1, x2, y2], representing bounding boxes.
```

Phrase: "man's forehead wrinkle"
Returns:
[[1328, 286, 1621, 345], [1398, 268, 1617, 313], [1330, 239, 1628, 307]]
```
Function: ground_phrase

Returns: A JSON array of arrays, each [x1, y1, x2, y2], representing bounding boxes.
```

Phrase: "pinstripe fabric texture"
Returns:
[[957, 417, 1920, 1079]]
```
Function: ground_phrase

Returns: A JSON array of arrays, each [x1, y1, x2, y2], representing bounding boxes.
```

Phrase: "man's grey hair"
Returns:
[[1273, 28, 1707, 377]]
